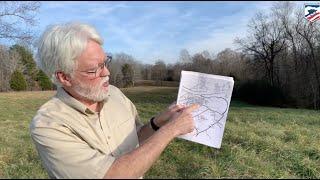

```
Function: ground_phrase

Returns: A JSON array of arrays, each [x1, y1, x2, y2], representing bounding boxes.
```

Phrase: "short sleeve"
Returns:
[[30, 120, 115, 179]]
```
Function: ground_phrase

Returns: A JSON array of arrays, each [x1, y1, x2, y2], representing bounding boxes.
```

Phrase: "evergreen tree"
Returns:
[[10, 44, 37, 90], [121, 63, 134, 87], [36, 70, 52, 90], [10, 70, 27, 91]]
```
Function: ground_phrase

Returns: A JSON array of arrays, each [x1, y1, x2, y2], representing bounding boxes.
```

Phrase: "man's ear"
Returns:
[[55, 71, 72, 87]]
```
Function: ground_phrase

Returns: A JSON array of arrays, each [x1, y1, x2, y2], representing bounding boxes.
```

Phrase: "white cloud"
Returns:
[[35, 1, 285, 64], [179, 1, 276, 58], [86, 3, 129, 19]]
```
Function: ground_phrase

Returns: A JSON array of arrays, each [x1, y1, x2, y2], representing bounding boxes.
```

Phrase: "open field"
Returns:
[[0, 86, 319, 178]]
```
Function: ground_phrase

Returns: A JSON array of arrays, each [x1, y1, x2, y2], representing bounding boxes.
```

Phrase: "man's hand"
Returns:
[[162, 104, 200, 136], [105, 103, 199, 178], [153, 102, 185, 128]]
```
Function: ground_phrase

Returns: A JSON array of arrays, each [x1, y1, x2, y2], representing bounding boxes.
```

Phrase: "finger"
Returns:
[[170, 104, 185, 112], [168, 101, 177, 109], [184, 104, 200, 113]]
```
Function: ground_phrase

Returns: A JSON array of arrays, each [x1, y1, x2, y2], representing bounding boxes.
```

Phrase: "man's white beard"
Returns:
[[73, 76, 109, 102]]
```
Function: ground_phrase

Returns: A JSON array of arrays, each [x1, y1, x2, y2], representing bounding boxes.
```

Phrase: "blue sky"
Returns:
[[2, 1, 310, 64]]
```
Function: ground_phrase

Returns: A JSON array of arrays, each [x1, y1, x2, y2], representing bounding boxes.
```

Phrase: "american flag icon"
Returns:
[[305, 4, 320, 22]]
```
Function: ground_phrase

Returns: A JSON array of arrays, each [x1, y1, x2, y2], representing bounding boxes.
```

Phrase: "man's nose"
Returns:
[[99, 65, 110, 77]]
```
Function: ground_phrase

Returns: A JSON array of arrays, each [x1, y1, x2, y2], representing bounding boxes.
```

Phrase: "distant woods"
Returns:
[[0, 44, 53, 91], [0, 2, 47, 91], [234, 2, 320, 109], [0, 2, 319, 110]]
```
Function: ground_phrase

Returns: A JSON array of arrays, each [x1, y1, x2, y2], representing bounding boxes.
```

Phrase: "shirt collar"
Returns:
[[56, 87, 97, 115]]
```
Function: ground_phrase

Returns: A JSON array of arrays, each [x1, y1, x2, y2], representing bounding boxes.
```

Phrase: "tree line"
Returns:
[[235, 2, 320, 109], [0, 44, 52, 91], [0, 2, 319, 110]]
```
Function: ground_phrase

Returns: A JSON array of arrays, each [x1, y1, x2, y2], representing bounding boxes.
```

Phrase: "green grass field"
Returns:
[[0, 86, 319, 178]]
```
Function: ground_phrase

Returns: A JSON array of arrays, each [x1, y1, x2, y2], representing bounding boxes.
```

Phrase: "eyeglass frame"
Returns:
[[77, 55, 112, 78]]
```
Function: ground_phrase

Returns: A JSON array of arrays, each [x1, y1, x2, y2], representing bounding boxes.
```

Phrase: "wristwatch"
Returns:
[[150, 117, 160, 131]]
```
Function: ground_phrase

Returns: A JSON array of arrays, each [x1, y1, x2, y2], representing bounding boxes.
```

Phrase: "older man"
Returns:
[[30, 22, 198, 179]]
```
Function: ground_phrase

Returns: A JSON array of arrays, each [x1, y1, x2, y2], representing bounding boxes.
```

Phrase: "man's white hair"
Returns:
[[36, 22, 103, 86]]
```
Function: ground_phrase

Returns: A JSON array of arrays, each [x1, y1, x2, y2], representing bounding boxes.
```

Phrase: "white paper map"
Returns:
[[177, 71, 234, 148]]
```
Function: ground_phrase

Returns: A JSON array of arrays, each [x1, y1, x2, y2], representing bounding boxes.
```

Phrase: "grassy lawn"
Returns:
[[0, 86, 319, 178]]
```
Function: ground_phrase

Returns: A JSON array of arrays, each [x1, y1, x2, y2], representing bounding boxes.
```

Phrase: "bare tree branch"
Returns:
[[0, 1, 40, 43]]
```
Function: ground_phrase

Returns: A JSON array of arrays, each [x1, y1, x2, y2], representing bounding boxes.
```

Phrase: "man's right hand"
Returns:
[[105, 103, 200, 178], [162, 104, 200, 137]]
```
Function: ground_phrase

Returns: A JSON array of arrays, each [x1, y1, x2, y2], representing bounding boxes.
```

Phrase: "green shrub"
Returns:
[[36, 70, 52, 90], [10, 70, 27, 91]]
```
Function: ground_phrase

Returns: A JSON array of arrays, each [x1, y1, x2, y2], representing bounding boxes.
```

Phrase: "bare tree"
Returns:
[[121, 63, 134, 88], [0, 1, 40, 43], [172, 62, 183, 81], [0, 45, 22, 91], [108, 52, 144, 87], [179, 49, 192, 63], [235, 11, 287, 86], [141, 64, 152, 80], [191, 53, 214, 74], [214, 48, 253, 81], [273, 1, 300, 72], [151, 60, 167, 86], [294, 10, 320, 109], [233, 2, 320, 109], [200, 50, 212, 60], [271, 2, 316, 108]]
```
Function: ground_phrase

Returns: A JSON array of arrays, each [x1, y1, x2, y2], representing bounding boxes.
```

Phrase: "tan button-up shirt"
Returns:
[[30, 85, 144, 178]]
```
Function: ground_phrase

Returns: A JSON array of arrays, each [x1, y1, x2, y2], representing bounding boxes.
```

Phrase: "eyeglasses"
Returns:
[[78, 55, 112, 78]]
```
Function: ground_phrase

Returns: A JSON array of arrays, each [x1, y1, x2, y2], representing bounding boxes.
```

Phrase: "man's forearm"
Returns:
[[104, 127, 175, 178], [137, 122, 155, 143]]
